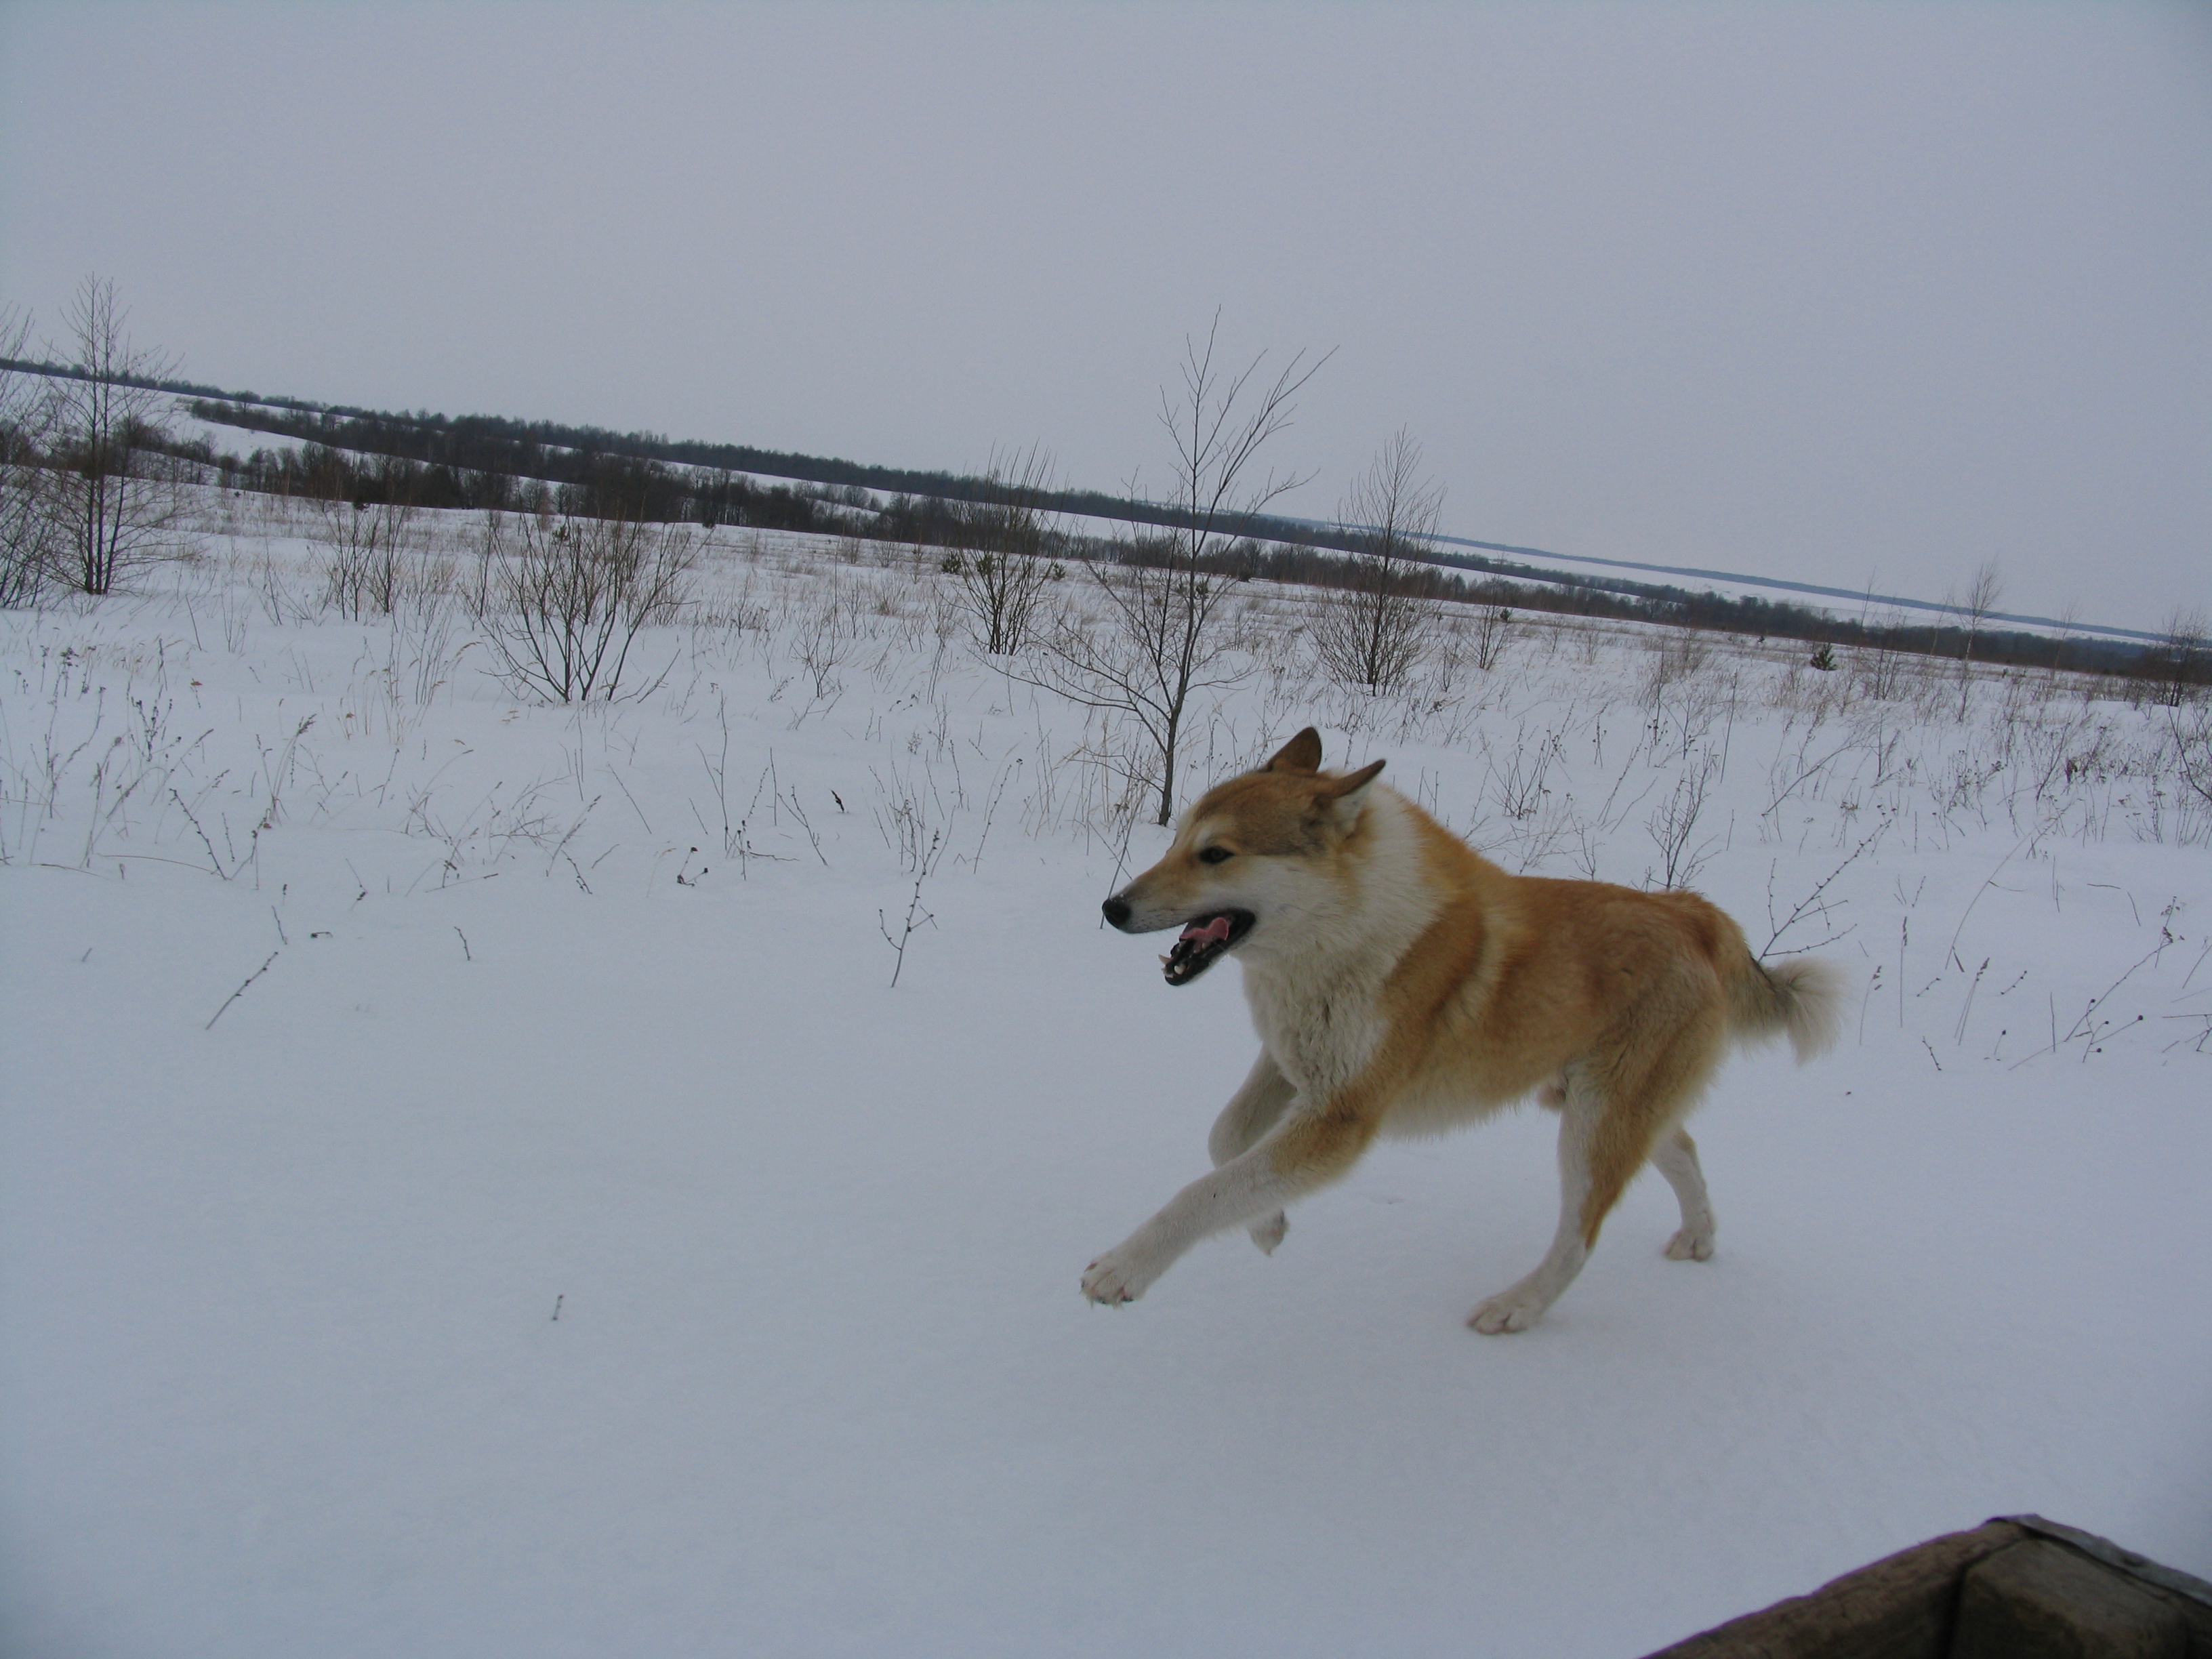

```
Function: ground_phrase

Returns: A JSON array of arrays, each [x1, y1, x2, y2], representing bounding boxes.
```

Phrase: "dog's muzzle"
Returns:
[[1103, 896, 1256, 986]]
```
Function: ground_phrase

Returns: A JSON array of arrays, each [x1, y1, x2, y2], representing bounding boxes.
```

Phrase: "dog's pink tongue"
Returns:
[[1181, 916, 1233, 945]]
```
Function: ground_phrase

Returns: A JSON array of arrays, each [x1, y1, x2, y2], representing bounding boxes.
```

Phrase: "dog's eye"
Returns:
[[1197, 846, 1234, 865]]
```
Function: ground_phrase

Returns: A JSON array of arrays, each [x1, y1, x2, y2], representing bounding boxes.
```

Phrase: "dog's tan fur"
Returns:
[[1085, 727, 1841, 1331]]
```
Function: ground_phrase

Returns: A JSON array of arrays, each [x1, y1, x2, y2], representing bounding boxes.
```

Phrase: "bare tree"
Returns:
[[1951, 556, 2004, 720], [478, 510, 697, 703], [0, 307, 61, 608], [1312, 429, 1443, 692], [2044, 598, 2082, 684], [946, 444, 1061, 655], [43, 276, 183, 595], [1025, 316, 1329, 823]]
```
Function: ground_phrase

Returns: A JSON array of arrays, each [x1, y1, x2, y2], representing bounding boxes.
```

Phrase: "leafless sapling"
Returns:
[[1950, 557, 2005, 720], [1021, 314, 1330, 823], [42, 276, 184, 596]]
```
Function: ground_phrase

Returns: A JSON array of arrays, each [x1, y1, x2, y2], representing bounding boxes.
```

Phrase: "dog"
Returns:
[[1085, 727, 1841, 1332]]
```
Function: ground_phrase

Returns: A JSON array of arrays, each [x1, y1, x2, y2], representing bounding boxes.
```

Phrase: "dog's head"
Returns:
[[1101, 727, 1387, 985]]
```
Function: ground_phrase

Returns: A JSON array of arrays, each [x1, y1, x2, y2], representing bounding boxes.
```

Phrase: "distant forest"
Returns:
[[1, 354, 2191, 684]]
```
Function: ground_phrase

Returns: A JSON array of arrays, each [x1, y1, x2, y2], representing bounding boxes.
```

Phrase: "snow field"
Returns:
[[3, 503, 2209, 1657]]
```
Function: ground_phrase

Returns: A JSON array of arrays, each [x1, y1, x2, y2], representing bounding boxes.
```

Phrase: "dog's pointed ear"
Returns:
[[1317, 758, 1386, 825], [1265, 728, 1324, 774], [1317, 758, 1386, 801]]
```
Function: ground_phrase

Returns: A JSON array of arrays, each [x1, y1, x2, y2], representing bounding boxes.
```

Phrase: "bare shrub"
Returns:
[[1642, 634, 1711, 707], [316, 497, 421, 619], [1854, 637, 1908, 701], [1646, 753, 1721, 888], [946, 445, 1061, 655], [2148, 605, 2209, 710], [791, 586, 860, 707], [1312, 429, 1441, 693], [479, 511, 697, 703], [2173, 702, 2212, 816], [1470, 602, 1513, 671]]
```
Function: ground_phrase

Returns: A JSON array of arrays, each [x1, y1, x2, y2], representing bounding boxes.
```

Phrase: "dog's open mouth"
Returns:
[[1159, 910, 1255, 986]]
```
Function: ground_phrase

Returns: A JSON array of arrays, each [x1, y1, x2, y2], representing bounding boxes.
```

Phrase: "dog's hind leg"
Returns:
[[1468, 1084, 1607, 1334], [1208, 1052, 1297, 1254], [1471, 1014, 1725, 1331], [1650, 1128, 1717, 1261]]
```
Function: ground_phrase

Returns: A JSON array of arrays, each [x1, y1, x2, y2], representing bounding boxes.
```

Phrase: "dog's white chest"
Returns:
[[1244, 972, 1386, 1097]]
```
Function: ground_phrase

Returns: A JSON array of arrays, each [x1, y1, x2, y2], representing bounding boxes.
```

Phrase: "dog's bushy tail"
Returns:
[[1729, 954, 1845, 1063]]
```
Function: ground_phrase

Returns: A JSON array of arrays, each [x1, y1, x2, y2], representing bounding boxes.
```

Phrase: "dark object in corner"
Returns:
[[1644, 1514, 2212, 1658]]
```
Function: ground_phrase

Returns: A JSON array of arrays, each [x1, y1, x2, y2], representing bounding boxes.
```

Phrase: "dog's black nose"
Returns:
[[1101, 896, 1132, 929]]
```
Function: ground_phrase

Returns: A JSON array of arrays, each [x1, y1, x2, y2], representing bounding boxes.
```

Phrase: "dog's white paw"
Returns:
[[1248, 1211, 1288, 1255], [1467, 1287, 1551, 1334], [1082, 1248, 1157, 1306], [1664, 1225, 1717, 1261]]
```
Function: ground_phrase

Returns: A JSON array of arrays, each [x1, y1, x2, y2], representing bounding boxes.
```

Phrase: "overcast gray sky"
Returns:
[[3, 1, 2206, 631]]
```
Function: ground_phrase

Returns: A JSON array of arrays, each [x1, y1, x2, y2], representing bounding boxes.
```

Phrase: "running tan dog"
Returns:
[[1086, 727, 1841, 1332]]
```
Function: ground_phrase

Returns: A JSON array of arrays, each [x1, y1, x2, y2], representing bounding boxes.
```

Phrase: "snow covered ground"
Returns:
[[5, 500, 2209, 1658]]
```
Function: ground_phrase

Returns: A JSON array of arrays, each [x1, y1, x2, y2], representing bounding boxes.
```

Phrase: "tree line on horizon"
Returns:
[[149, 394, 2199, 687], [1, 295, 2203, 703]]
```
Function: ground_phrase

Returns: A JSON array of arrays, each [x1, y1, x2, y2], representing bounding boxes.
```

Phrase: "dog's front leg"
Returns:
[[1083, 1100, 1378, 1306], [1208, 1051, 1297, 1254]]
